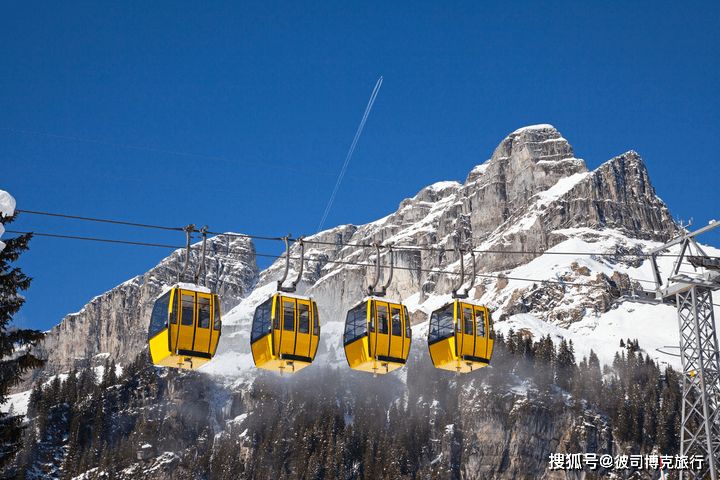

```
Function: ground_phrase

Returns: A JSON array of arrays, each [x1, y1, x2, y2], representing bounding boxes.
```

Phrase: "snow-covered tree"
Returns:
[[0, 200, 45, 471]]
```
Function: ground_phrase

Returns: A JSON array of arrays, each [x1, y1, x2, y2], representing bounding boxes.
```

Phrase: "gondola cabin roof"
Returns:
[[156, 283, 212, 299], [351, 296, 406, 307], [270, 292, 314, 302]]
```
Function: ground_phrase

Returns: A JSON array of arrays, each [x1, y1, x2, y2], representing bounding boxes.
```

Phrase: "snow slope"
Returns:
[[200, 228, 718, 381]]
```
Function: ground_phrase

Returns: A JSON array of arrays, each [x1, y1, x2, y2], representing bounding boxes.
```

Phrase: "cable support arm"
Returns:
[[177, 224, 195, 283], [368, 242, 394, 297], [277, 235, 306, 293], [452, 247, 476, 299], [193, 226, 209, 286]]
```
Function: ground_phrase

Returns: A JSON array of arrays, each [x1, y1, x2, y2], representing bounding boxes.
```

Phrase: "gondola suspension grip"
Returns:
[[277, 234, 292, 291], [193, 225, 209, 285], [368, 242, 382, 294], [177, 224, 196, 283], [381, 243, 394, 293], [452, 247, 465, 298], [291, 236, 306, 291]]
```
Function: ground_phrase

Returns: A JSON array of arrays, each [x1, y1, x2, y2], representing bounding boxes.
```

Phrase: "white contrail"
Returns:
[[317, 77, 383, 233]]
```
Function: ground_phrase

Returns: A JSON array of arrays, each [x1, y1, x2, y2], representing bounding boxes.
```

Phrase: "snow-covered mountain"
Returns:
[[9, 124, 719, 480], [23, 124, 699, 388], [203, 124, 690, 380]]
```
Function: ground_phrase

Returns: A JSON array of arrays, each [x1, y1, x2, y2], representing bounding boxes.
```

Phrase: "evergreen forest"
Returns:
[[6, 331, 682, 480]]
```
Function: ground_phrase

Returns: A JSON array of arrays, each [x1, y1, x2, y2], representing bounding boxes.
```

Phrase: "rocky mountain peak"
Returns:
[[496, 124, 577, 163], [21, 125, 679, 390]]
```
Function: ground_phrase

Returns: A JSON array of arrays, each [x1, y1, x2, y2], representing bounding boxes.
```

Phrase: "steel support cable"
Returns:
[[14, 209, 686, 259], [17, 209, 183, 232], [7, 229, 659, 289], [15, 210, 285, 242], [1, 127, 423, 187], [5, 231, 283, 259]]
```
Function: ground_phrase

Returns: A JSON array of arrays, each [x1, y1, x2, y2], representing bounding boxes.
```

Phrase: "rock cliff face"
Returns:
[[15, 125, 684, 479], [27, 124, 677, 380], [224, 125, 676, 337], [25, 234, 259, 386]]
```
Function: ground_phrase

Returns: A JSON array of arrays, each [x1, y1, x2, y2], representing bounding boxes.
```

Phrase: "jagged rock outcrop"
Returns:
[[545, 150, 675, 238], [229, 125, 677, 335], [12, 125, 685, 480], [23, 234, 259, 387], [23, 124, 678, 382]]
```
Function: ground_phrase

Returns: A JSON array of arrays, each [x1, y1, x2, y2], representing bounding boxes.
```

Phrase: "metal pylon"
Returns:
[[622, 220, 720, 479], [677, 286, 720, 480]]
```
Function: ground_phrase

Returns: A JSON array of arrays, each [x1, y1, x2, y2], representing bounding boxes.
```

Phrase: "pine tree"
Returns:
[[0, 211, 45, 471], [586, 350, 603, 406]]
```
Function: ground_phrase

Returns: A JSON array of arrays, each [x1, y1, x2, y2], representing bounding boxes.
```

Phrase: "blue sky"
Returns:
[[2, 0, 719, 332]]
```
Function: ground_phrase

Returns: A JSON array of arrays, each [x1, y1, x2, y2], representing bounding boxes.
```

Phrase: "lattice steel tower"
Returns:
[[629, 220, 720, 480]]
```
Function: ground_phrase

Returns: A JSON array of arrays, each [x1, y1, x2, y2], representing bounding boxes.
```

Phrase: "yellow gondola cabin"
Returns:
[[251, 294, 320, 375], [148, 285, 221, 370], [428, 301, 493, 373], [343, 298, 412, 375]]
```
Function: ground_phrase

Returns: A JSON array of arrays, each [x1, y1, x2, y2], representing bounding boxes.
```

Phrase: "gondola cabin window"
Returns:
[[252, 297, 273, 343], [344, 302, 368, 345], [298, 303, 310, 334], [198, 296, 211, 329], [391, 307, 402, 336], [404, 306, 411, 338], [429, 303, 454, 345], [378, 304, 389, 334], [313, 307, 320, 337], [476, 309, 485, 337], [213, 295, 221, 333], [181, 294, 194, 326], [148, 290, 172, 339], [283, 300, 295, 331], [463, 306, 473, 335]]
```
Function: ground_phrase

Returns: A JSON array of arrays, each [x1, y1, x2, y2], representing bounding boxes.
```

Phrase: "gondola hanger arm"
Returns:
[[177, 224, 196, 283], [193, 225, 209, 286], [277, 234, 306, 293], [368, 242, 393, 297], [452, 247, 476, 299]]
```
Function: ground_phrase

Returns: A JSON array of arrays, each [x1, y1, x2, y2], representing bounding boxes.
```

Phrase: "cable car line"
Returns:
[[6, 229, 655, 289], [1, 126, 423, 187], [14, 208, 680, 259], [5, 231, 285, 260], [15, 210, 286, 242], [17, 209, 184, 232]]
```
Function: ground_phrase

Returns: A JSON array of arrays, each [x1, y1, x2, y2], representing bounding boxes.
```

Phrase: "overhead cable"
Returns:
[[5, 231, 281, 259], [15, 209, 676, 258], [17, 209, 182, 232], [4, 229, 675, 289], [16, 210, 285, 242]]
